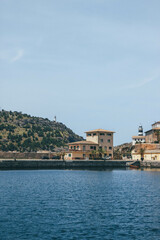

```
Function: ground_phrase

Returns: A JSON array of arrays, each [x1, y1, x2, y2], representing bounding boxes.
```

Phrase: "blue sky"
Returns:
[[0, 0, 160, 145]]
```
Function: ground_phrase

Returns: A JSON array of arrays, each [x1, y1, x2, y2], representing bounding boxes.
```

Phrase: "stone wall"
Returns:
[[141, 161, 160, 168], [0, 151, 58, 159], [0, 160, 129, 170]]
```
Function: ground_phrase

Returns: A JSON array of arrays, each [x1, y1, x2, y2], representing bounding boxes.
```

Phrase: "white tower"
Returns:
[[54, 116, 57, 122]]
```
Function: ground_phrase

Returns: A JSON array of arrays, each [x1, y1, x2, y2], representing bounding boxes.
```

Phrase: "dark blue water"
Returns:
[[0, 170, 160, 240]]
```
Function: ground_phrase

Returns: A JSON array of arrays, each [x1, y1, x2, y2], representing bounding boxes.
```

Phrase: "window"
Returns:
[[71, 146, 72, 149], [87, 134, 91, 136], [83, 154, 86, 158], [68, 154, 71, 157], [74, 146, 76, 150], [100, 139, 103, 143], [83, 146, 86, 151], [109, 154, 112, 156], [100, 133, 104, 135], [93, 133, 96, 136], [77, 146, 79, 150], [108, 139, 110, 143], [104, 146, 107, 150], [90, 146, 96, 150], [109, 147, 112, 150], [107, 133, 111, 136]]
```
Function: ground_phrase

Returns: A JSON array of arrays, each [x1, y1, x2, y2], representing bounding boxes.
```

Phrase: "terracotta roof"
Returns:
[[68, 141, 98, 145], [152, 121, 160, 125], [132, 136, 146, 139], [85, 129, 115, 133]]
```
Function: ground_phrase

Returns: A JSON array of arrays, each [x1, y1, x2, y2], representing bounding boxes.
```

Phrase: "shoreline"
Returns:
[[0, 159, 160, 170]]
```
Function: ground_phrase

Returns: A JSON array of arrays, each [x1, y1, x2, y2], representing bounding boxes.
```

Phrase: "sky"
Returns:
[[0, 0, 160, 145]]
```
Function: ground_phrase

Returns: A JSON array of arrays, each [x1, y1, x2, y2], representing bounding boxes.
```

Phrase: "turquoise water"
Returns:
[[0, 169, 160, 240]]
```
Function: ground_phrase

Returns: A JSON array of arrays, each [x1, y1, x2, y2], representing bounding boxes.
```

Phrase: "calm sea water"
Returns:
[[0, 169, 160, 240]]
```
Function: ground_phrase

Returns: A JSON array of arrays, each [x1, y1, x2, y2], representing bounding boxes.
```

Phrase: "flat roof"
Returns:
[[85, 129, 115, 133], [145, 128, 160, 133], [132, 136, 145, 139], [68, 141, 98, 145], [145, 149, 160, 154], [145, 129, 152, 133]]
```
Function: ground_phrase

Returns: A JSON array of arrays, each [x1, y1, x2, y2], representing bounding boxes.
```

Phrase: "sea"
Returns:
[[0, 169, 160, 240]]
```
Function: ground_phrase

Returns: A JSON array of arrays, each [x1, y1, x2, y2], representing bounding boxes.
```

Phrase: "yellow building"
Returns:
[[132, 149, 160, 161], [65, 129, 115, 160]]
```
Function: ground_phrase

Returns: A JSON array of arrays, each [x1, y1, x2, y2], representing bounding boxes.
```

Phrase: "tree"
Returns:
[[59, 151, 65, 160], [96, 148, 108, 159], [139, 147, 145, 161], [90, 150, 97, 159]]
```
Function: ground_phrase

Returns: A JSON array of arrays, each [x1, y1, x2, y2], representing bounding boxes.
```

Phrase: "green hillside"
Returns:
[[0, 110, 83, 152]]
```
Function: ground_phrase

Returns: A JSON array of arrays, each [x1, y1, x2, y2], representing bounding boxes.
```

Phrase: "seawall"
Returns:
[[141, 161, 160, 168], [0, 159, 131, 170], [0, 159, 160, 170]]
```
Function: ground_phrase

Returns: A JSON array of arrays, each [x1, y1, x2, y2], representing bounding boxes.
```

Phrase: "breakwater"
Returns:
[[0, 159, 132, 170]]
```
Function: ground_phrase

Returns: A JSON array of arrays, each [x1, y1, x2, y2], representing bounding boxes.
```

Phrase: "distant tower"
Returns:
[[54, 116, 57, 122], [138, 125, 143, 136]]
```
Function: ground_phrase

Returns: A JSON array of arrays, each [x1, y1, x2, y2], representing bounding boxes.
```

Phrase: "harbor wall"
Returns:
[[141, 161, 160, 168], [0, 159, 130, 170], [0, 160, 160, 170]]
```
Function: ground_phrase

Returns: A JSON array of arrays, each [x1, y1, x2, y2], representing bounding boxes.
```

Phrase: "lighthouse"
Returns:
[[138, 125, 143, 136], [54, 116, 57, 122], [132, 125, 145, 145]]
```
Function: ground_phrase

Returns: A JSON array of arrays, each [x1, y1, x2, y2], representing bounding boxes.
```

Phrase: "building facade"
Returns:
[[132, 148, 160, 161], [65, 129, 115, 160], [145, 121, 160, 143]]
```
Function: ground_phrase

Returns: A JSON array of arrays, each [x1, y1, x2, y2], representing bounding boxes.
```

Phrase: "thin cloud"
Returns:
[[11, 49, 24, 62], [121, 75, 159, 90]]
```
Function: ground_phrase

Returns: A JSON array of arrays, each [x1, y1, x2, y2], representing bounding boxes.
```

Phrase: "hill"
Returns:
[[113, 142, 134, 159], [0, 110, 83, 152]]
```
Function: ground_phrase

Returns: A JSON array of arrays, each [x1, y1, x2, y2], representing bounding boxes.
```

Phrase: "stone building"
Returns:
[[145, 121, 160, 143], [65, 129, 115, 160]]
